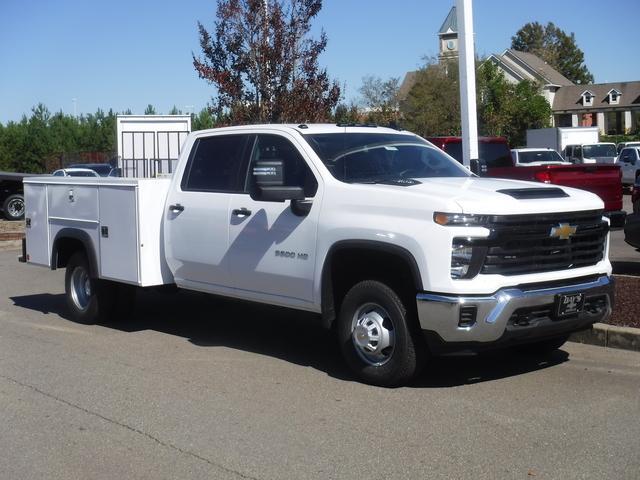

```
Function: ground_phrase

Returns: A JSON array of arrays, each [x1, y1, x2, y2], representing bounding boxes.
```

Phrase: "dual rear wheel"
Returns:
[[65, 251, 136, 324]]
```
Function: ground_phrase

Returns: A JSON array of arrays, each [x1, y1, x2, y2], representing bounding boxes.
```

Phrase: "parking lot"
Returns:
[[1, 199, 639, 479]]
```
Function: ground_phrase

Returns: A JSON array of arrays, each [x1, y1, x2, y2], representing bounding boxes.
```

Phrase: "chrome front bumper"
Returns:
[[416, 275, 614, 344]]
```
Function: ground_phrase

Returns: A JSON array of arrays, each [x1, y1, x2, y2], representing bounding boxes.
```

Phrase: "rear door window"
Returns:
[[182, 134, 252, 192]]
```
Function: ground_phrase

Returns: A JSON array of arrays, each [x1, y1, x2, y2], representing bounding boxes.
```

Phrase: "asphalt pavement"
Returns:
[[1, 249, 639, 479]]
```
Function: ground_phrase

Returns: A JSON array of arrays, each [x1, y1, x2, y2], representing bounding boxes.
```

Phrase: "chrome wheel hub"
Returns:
[[351, 303, 395, 366], [7, 198, 24, 218], [70, 266, 91, 311]]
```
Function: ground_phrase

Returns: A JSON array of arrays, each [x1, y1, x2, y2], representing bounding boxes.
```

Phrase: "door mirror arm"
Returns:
[[291, 199, 313, 216]]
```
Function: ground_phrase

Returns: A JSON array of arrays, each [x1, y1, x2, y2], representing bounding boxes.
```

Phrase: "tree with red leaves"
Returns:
[[194, 0, 341, 124]]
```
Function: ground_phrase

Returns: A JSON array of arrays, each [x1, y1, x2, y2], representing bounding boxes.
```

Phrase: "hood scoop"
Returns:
[[497, 188, 569, 199]]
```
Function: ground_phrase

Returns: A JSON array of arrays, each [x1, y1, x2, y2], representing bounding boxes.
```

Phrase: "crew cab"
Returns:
[[427, 136, 625, 227], [21, 125, 614, 386]]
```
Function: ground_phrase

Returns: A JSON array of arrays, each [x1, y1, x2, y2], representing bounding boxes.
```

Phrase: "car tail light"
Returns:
[[534, 170, 552, 183]]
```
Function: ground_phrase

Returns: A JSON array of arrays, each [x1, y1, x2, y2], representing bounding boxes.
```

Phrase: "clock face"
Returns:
[[446, 39, 456, 51]]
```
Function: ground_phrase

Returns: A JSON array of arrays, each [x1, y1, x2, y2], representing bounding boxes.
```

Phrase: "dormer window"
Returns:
[[608, 89, 621, 105], [581, 90, 594, 107]]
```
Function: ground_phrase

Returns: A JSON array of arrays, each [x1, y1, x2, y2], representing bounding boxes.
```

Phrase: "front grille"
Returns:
[[457, 210, 608, 276]]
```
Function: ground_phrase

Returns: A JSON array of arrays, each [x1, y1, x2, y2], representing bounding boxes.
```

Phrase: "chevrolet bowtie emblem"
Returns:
[[550, 223, 577, 240]]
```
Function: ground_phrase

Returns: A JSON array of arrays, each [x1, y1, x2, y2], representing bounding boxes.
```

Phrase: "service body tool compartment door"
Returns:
[[98, 185, 139, 283], [47, 182, 100, 271], [24, 182, 50, 266]]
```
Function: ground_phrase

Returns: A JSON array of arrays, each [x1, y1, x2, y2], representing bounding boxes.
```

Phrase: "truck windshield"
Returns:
[[303, 133, 470, 183], [583, 144, 616, 158], [518, 150, 565, 163]]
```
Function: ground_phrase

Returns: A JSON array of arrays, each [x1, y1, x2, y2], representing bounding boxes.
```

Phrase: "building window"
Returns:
[[608, 89, 621, 105], [605, 112, 623, 135], [555, 114, 572, 127], [581, 91, 594, 106]]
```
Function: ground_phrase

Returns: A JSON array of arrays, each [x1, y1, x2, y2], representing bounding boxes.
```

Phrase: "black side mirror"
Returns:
[[253, 160, 284, 187], [258, 186, 305, 202], [470, 158, 487, 176], [251, 159, 304, 203]]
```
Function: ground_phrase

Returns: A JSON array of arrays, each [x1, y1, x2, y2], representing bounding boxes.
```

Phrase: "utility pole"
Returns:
[[456, 0, 478, 168]]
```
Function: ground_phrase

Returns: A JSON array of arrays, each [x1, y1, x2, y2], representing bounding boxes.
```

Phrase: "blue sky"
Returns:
[[1, 0, 639, 123]]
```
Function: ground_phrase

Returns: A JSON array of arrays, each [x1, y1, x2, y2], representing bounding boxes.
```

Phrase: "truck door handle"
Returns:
[[169, 204, 184, 213], [232, 208, 252, 217]]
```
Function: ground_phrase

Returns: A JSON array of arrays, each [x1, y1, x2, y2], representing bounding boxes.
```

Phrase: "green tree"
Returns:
[[400, 60, 460, 137], [23, 104, 53, 172], [476, 61, 551, 145], [359, 76, 400, 126], [168, 105, 182, 115], [191, 107, 219, 131], [333, 102, 361, 124], [193, 0, 340, 124], [144, 104, 157, 115], [511, 22, 593, 84]]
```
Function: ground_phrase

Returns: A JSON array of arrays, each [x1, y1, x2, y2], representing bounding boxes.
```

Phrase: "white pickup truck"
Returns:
[[21, 124, 614, 386]]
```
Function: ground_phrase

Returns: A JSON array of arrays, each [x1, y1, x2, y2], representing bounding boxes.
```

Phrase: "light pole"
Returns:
[[456, 0, 478, 169]]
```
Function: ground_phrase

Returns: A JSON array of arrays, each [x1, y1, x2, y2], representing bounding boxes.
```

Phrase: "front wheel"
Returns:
[[65, 252, 115, 324], [2, 194, 25, 220], [337, 280, 425, 387]]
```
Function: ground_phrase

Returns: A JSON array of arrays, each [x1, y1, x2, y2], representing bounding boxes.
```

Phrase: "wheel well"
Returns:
[[321, 243, 422, 329], [52, 231, 99, 277]]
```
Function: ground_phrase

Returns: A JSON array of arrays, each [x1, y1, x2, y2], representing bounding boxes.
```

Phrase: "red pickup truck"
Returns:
[[426, 136, 625, 227]]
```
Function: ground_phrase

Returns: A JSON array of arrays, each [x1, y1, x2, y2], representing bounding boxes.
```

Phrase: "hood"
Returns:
[[584, 156, 617, 164], [399, 177, 604, 215]]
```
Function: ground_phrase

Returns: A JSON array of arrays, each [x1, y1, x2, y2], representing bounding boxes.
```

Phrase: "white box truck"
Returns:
[[116, 115, 191, 178], [20, 124, 614, 386], [526, 127, 599, 155]]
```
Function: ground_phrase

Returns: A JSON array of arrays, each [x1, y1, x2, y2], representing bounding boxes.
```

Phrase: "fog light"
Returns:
[[451, 244, 473, 279]]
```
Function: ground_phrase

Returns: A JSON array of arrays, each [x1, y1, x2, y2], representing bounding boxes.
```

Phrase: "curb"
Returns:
[[570, 323, 640, 352]]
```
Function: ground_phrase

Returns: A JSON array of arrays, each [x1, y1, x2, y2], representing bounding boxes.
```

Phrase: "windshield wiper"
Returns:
[[350, 175, 421, 186]]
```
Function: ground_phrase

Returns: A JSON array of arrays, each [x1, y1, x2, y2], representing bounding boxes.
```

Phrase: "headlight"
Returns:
[[451, 244, 474, 279], [434, 212, 489, 226]]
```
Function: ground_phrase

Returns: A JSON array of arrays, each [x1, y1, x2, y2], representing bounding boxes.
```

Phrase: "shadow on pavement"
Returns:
[[11, 288, 569, 388], [612, 260, 640, 276]]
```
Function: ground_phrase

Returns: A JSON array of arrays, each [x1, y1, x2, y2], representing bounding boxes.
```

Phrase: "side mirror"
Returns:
[[251, 159, 305, 202], [258, 186, 305, 202], [252, 160, 284, 187], [470, 158, 487, 176]]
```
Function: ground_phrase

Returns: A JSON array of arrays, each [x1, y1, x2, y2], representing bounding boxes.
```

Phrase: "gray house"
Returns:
[[488, 49, 640, 134], [399, 7, 640, 135]]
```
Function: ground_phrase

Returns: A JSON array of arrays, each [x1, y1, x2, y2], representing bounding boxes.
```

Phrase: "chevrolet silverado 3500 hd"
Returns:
[[21, 125, 614, 386]]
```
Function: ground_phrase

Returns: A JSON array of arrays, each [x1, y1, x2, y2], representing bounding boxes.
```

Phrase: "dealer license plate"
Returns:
[[555, 293, 585, 318]]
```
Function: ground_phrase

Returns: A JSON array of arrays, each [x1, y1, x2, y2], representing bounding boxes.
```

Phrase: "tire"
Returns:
[[337, 280, 425, 387], [64, 251, 115, 324], [519, 335, 569, 355], [2, 194, 25, 221]]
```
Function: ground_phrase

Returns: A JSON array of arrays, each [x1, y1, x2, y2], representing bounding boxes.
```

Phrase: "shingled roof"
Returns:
[[553, 81, 640, 112], [505, 50, 574, 87], [438, 7, 457, 35]]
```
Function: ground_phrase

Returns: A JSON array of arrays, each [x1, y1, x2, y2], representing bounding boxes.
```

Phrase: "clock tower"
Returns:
[[438, 6, 458, 62]]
